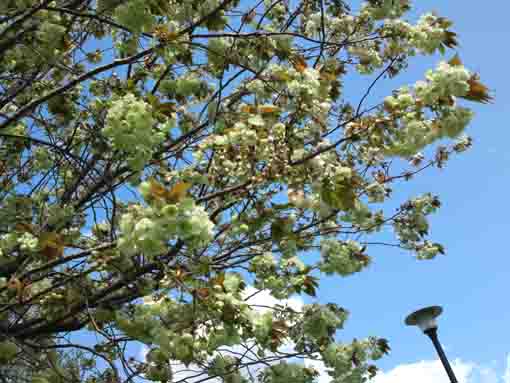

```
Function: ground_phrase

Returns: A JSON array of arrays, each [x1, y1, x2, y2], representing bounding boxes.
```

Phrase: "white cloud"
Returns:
[[304, 358, 476, 383], [503, 354, 510, 383], [371, 355, 510, 383], [305, 356, 510, 383], [371, 359, 475, 383], [242, 286, 304, 312], [478, 366, 499, 383]]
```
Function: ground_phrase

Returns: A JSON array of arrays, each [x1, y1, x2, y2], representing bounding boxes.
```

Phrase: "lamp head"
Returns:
[[405, 306, 443, 332]]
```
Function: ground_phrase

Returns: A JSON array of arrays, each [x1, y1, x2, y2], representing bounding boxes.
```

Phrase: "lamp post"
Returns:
[[405, 306, 458, 383]]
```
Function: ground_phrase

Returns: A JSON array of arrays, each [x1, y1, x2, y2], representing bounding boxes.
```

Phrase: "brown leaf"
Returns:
[[62, 35, 74, 52], [175, 266, 185, 281], [272, 320, 288, 331], [212, 272, 225, 288], [153, 25, 178, 43], [448, 54, 463, 67], [166, 181, 191, 203], [7, 277, 22, 292], [303, 284, 316, 297], [15, 222, 35, 234], [375, 171, 386, 184], [462, 74, 493, 104], [39, 232, 65, 259], [352, 251, 371, 266], [443, 30, 458, 48], [367, 365, 378, 378], [258, 105, 280, 114], [270, 321, 288, 350], [148, 179, 169, 200], [7, 277, 25, 302], [437, 17, 454, 29], [303, 275, 319, 287], [291, 55, 307, 73], [242, 10, 256, 23], [195, 287, 210, 300], [158, 102, 177, 117], [377, 338, 391, 355], [147, 179, 191, 203], [241, 104, 257, 114]]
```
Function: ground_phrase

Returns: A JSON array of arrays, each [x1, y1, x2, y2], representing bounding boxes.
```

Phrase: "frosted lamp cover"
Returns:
[[417, 316, 438, 332], [405, 306, 443, 332]]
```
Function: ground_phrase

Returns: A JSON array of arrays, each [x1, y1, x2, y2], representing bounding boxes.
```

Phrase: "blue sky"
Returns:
[[312, 1, 510, 380]]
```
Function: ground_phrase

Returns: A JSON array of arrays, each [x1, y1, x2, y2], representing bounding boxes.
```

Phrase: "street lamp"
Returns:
[[405, 306, 458, 383]]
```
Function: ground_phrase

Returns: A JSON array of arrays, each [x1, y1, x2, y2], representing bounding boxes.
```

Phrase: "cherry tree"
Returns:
[[0, 0, 490, 382]]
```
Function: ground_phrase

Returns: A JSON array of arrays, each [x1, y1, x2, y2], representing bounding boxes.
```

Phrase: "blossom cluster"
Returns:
[[208, 355, 248, 383], [249, 253, 316, 300], [320, 337, 387, 383], [300, 303, 348, 344], [103, 94, 167, 171], [393, 194, 445, 259], [384, 13, 455, 55], [319, 239, 370, 276], [160, 73, 211, 100], [196, 116, 286, 182], [365, 181, 387, 203], [262, 63, 329, 102], [385, 61, 471, 110], [302, 1, 457, 74], [416, 240, 445, 260], [348, 45, 384, 74], [381, 61, 474, 156], [362, 0, 411, 20], [117, 183, 214, 256], [207, 37, 234, 74], [417, 61, 471, 103], [0, 231, 38, 267], [113, 0, 155, 33]]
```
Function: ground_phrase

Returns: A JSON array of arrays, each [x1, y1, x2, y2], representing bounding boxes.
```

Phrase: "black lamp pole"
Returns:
[[405, 306, 458, 383], [424, 327, 458, 383]]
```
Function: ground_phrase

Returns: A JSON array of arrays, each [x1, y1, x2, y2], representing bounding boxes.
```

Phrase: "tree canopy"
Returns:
[[0, 0, 490, 382]]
